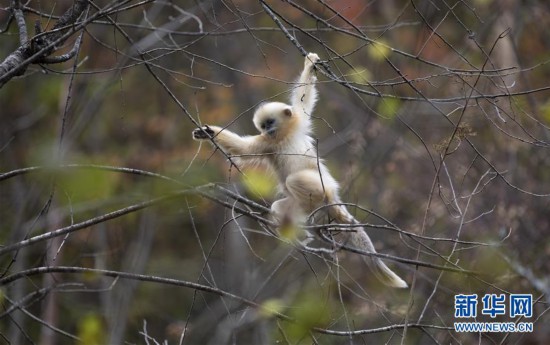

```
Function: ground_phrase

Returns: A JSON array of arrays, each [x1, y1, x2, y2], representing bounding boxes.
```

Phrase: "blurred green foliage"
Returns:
[[1, 0, 549, 344], [77, 313, 105, 345]]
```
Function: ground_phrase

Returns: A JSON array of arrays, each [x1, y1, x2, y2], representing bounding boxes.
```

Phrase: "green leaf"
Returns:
[[57, 167, 119, 204], [283, 290, 331, 344]]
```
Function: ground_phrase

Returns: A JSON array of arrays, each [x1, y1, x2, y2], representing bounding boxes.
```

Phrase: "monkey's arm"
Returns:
[[291, 53, 320, 118], [192, 125, 265, 157]]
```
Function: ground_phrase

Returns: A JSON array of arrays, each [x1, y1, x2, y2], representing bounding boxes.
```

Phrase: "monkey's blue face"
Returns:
[[253, 101, 292, 139], [260, 118, 277, 136]]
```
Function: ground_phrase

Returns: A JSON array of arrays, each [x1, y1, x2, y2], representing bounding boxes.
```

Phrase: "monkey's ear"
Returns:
[[283, 108, 292, 117]]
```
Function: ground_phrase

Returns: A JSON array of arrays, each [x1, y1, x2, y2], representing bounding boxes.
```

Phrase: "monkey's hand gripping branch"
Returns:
[[192, 125, 215, 140]]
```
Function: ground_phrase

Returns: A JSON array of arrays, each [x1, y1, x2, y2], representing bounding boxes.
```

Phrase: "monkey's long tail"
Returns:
[[330, 205, 408, 288]]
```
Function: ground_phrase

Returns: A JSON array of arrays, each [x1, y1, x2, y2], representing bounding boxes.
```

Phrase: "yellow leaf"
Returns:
[[348, 67, 372, 84], [377, 98, 401, 120], [82, 270, 101, 283], [78, 313, 104, 345], [259, 299, 285, 318], [367, 39, 391, 61], [540, 100, 550, 125], [242, 169, 277, 199], [473, 0, 492, 6], [278, 223, 299, 242]]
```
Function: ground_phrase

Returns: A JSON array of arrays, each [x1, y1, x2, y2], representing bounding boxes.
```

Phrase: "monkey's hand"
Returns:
[[304, 52, 320, 70], [192, 125, 215, 140]]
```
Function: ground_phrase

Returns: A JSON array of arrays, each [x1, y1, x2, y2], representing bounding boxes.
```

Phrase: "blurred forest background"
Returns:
[[1, 0, 549, 344]]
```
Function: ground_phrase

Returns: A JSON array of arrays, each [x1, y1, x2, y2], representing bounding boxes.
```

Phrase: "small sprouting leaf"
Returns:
[[540, 100, 550, 125], [78, 313, 105, 345], [377, 98, 401, 120], [242, 169, 277, 199], [259, 298, 285, 318], [367, 39, 392, 61], [279, 223, 299, 242], [348, 67, 372, 84]]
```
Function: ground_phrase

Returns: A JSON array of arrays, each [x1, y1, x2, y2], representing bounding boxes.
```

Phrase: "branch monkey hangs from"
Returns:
[[193, 53, 407, 288]]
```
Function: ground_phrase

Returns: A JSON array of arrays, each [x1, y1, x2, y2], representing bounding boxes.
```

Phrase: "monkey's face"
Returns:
[[253, 102, 294, 140]]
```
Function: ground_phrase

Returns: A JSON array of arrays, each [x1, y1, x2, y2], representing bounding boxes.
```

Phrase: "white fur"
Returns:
[[192, 53, 407, 288]]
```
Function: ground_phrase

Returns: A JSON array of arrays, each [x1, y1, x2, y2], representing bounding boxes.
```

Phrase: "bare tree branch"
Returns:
[[11, 0, 28, 45], [0, 266, 454, 336]]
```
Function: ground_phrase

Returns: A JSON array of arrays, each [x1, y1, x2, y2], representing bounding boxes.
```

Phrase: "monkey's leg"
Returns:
[[286, 170, 408, 288], [271, 197, 311, 244], [285, 169, 332, 215], [270, 197, 293, 222]]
